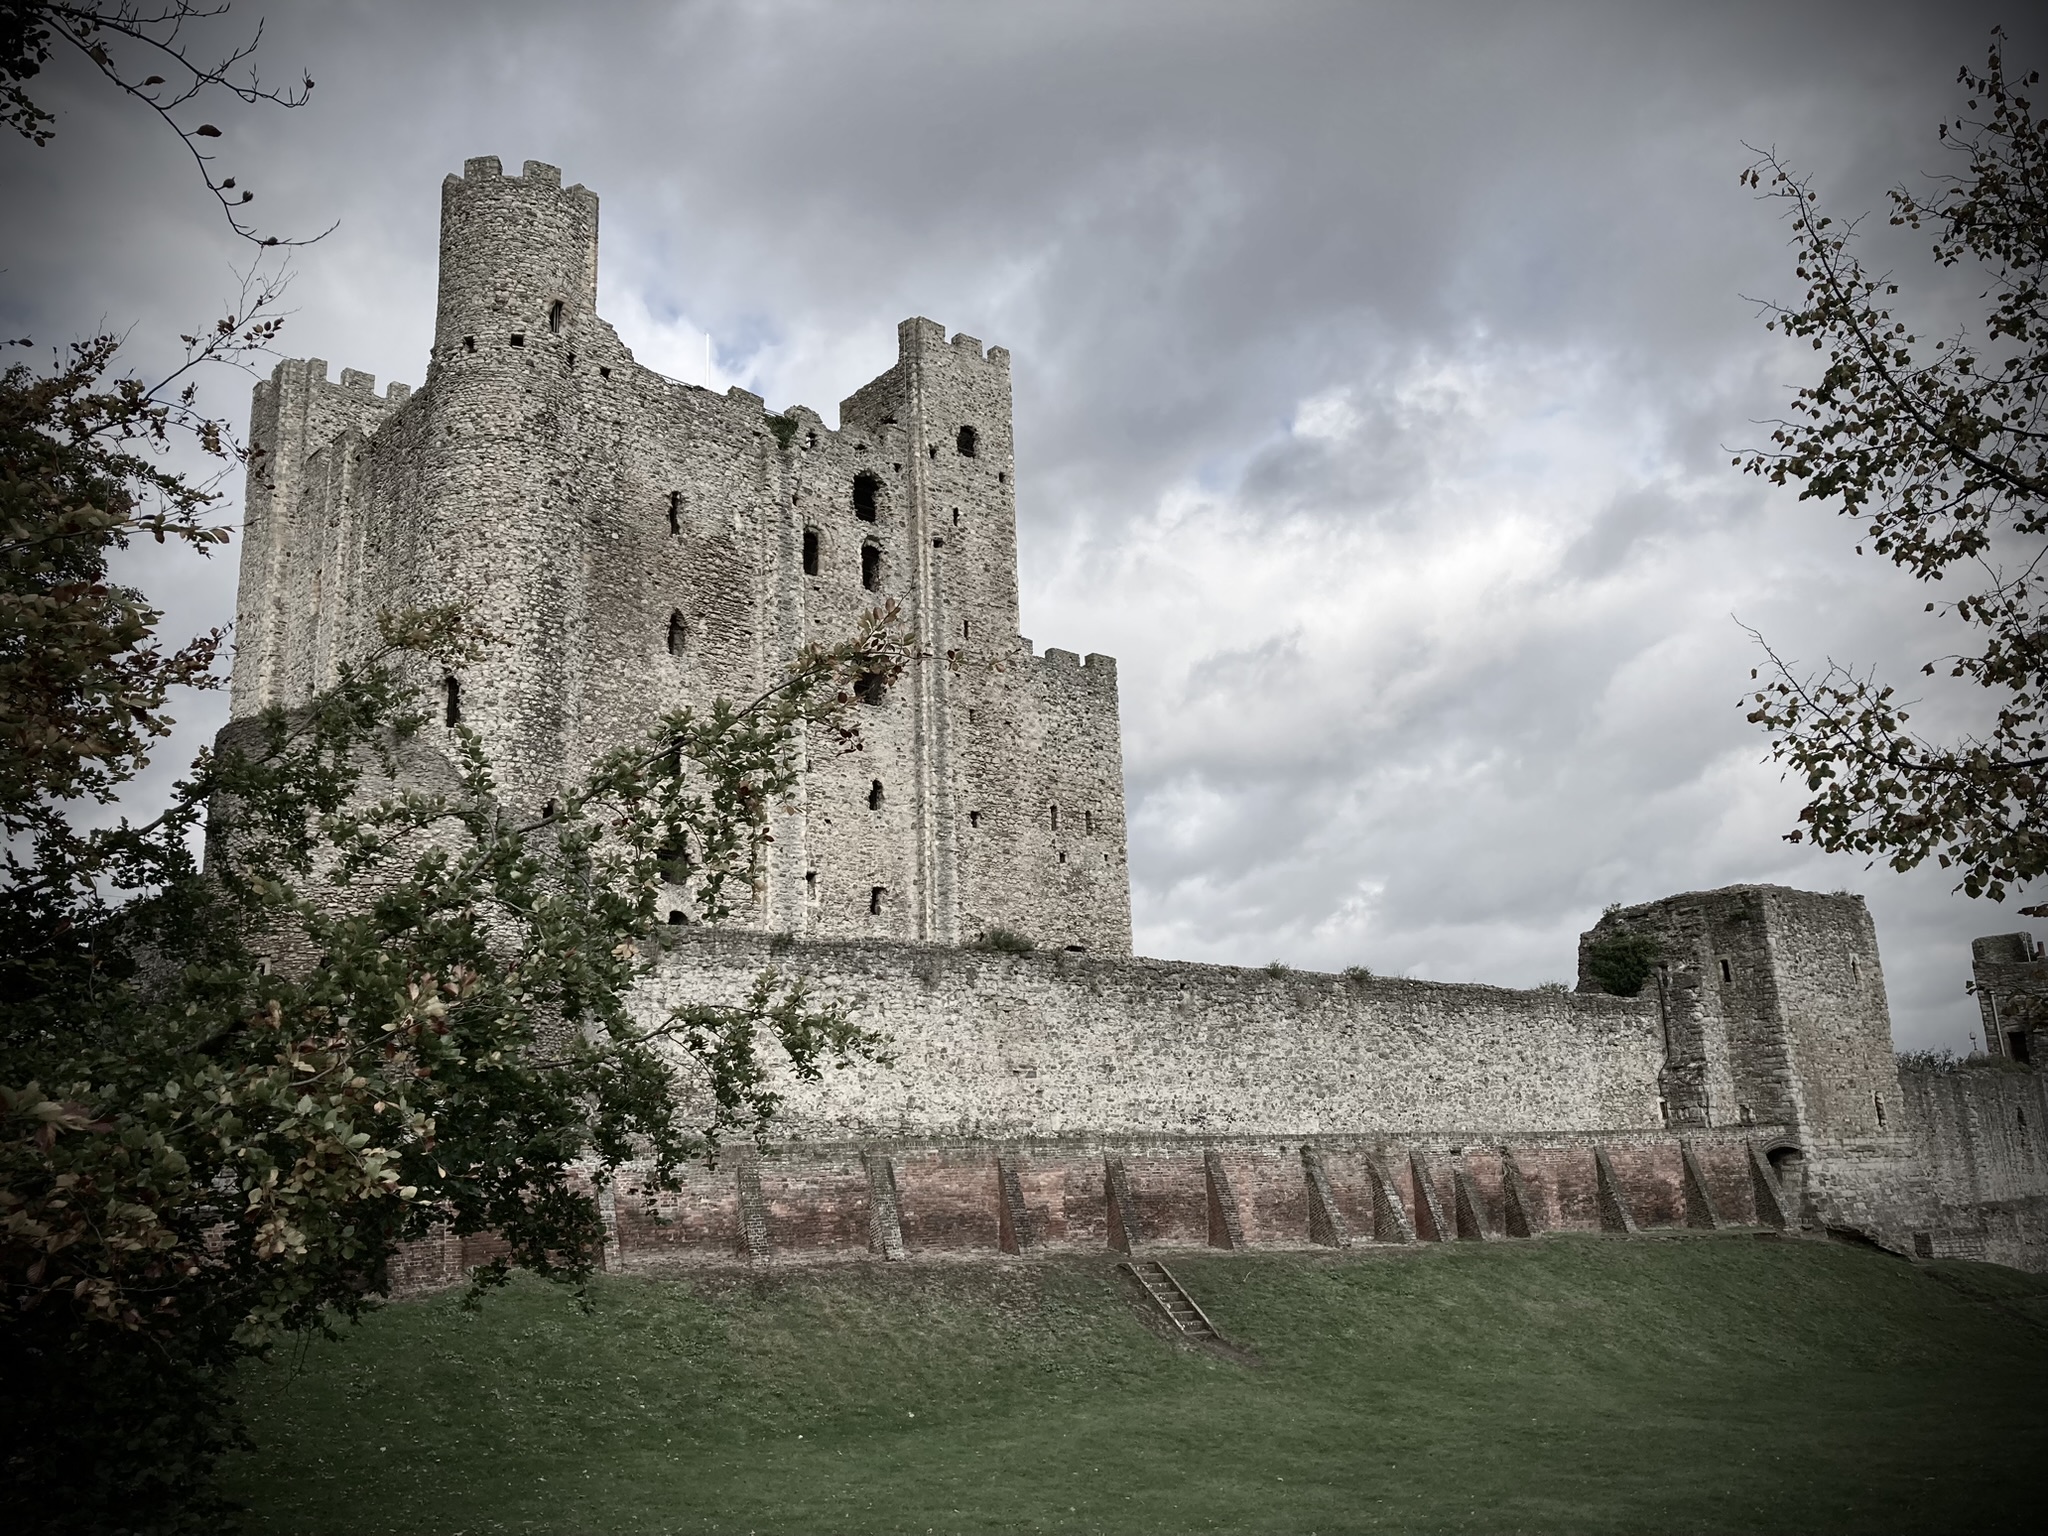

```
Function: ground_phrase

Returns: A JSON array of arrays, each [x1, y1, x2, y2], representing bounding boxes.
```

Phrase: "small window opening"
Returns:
[[1913, 1232, 1935, 1258], [1850, 955, 1861, 981], [1720, 958, 1732, 985], [962, 619, 971, 638], [868, 779, 885, 811], [997, 470, 1007, 485], [1739, 1102, 1753, 1125], [854, 674, 885, 706], [548, 300, 564, 334], [928, 444, 939, 460], [1658, 1097, 1670, 1126], [599, 365, 611, 379], [657, 833, 690, 884], [952, 508, 960, 525], [2009, 1029, 2033, 1064], [668, 491, 682, 535], [967, 707, 978, 723], [1049, 803, 1059, 831], [667, 612, 687, 656], [667, 910, 687, 926], [869, 885, 885, 915], [1057, 850, 1066, 863], [1084, 810, 1094, 834], [957, 425, 979, 457], [444, 676, 462, 726], [510, 333, 525, 347], [861, 543, 881, 591], [802, 528, 820, 575], [541, 798, 557, 821], [853, 472, 881, 521], [932, 536, 944, 549], [805, 871, 819, 901], [1874, 1093, 1886, 1129], [462, 335, 476, 353], [969, 810, 980, 828], [806, 429, 818, 450]]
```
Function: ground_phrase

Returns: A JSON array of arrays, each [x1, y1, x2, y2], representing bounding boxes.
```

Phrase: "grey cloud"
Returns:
[[2, 0, 2038, 1050]]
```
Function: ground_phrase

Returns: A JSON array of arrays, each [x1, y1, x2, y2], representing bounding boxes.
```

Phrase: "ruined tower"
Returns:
[[230, 157, 1132, 954]]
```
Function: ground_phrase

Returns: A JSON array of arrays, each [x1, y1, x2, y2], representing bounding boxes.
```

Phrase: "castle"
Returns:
[[234, 159, 2048, 1280]]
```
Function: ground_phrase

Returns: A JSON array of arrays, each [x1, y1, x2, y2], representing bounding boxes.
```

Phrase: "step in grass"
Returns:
[[222, 1233, 2048, 1535]]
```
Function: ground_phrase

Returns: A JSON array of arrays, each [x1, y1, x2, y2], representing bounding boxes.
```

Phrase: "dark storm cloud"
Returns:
[[2, 0, 2037, 1048]]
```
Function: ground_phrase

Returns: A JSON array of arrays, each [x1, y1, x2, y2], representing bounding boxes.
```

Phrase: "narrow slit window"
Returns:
[[462, 335, 476, 353], [1049, 804, 1059, 832], [868, 779, 885, 811], [968, 810, 980, 828], [548, 300, 564, 334], [805, 870, 819, 898], [952, 508, 960, 525], [1084, 810, 1094, 834], [957, 424, 979, 457], [668, 491, 682, 535], [444, 675, 462, 726], [870, 885, 885, 916], [1874, 1093, 1886, 1129], [667, 612, 687, 657], [1720, 958, 1732, 984], [853, 471, 881, 521], [862, 543, 881, 591], [802, 528, 820, 575], [962, 619, 971, 638]]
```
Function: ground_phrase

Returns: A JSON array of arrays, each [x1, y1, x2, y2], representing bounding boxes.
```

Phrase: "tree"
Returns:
[[1, 343, 907, 1527], [1, 7, 912, 1529], [1740, 30, 2048, 910], [2, 1, 321, 245]]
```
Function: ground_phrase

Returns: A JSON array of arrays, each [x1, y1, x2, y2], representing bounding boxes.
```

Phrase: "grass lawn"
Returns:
[[222, 1232, 2048, 1534]]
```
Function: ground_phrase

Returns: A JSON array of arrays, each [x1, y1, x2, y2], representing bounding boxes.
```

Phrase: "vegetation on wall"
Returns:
[[1583, 924, 1664, 998]]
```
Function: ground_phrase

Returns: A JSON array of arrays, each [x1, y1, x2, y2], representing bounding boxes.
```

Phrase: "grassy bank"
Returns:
[[223, 1233, 2048, 1534]]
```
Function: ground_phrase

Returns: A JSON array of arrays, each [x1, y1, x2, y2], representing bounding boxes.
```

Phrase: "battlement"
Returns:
[[448, 155, 594, 201], [895, 315, 1012, 371]]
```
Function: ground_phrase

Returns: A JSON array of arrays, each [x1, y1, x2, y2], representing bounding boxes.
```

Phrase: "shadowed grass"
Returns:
[[224, 1233, 2048, 1534]]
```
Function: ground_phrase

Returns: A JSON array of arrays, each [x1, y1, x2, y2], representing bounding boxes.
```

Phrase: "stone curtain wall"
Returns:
[[642, 928, 1668, 1141], [577, 1130, 1776, 1271], [228, 158, 1131, 954], [1896, 1058, 2048, 1267]]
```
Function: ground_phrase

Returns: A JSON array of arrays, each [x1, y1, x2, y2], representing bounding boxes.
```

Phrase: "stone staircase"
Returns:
[[1121, 1259, 1220, 1342]]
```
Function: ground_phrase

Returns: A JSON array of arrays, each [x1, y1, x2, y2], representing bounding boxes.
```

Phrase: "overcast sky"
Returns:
[[4, 0, 2041, 1050]]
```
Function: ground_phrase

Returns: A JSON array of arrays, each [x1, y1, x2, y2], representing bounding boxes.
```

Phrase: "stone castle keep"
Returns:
[[235, 159, 2048, 1279]]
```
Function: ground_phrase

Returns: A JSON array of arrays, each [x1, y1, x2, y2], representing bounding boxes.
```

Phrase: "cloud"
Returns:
[[2, 0, 2038, 1050]]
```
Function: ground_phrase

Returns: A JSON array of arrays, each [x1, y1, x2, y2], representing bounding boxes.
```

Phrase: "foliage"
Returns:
[[1740, 31, 2048, 907], [976, 925, 1035, 954], [1, 1, 320, 245], [1342, 964, 1373, 984], [0, 339, 908, 1527], [766, 412, 800, 451], [1583, 928, 1662, 998]]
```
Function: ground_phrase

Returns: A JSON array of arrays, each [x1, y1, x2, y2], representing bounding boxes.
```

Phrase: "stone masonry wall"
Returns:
[[642, 927, 1668, 1141]]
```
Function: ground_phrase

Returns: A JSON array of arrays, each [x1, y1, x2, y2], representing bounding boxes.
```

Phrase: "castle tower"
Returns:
[[226, 158, 1132, 955]]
